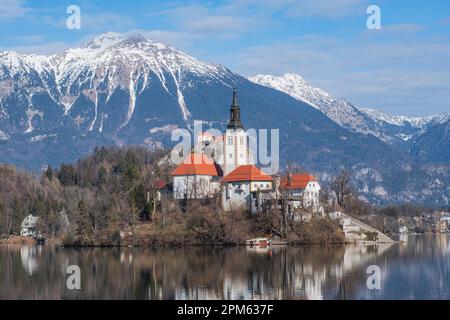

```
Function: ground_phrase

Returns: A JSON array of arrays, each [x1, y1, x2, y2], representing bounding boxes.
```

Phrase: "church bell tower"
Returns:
[[227, 88, 244, 130], [223, 88, 251, 175]]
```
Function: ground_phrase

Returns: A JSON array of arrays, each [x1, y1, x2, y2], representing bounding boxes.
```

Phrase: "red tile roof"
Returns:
[[221, 165, 273, 182], [280, 173, 317, 189], [153, 179, 167, 189], [171, 153, 222, 176]]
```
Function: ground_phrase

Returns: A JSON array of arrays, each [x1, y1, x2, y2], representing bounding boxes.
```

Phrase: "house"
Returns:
[[20, 215, 39, 237], [171, 153, 222, 199], [152, 179, 172, 202], [221, 165, 274, 213], [328, 201, 344, 220], [280, 173, 321, 213]]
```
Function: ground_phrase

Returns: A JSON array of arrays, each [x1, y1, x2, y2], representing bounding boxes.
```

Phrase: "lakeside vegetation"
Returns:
[[0, 146, 445, 246]]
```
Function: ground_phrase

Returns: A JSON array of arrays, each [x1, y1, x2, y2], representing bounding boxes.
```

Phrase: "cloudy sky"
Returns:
[[1, 0, 450, 116]]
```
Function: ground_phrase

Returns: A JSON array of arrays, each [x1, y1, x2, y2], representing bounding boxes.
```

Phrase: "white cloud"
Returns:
[[230, 34, 450, 116], [284, 0, 368, 18], [0, 0, 29, 22], [2, 41, 72, 55], [154, 3, 269, 39], [81, 13, 135, 31]]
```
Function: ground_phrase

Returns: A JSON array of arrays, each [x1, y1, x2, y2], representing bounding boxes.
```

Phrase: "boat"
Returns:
[[246, 238, 270, 247]]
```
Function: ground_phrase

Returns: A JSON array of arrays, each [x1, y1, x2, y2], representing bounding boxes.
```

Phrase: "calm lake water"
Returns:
[[1, 234, 450, 300]]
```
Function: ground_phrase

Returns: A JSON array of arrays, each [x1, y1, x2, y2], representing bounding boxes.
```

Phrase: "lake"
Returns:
[[1, 234, 450, 300]]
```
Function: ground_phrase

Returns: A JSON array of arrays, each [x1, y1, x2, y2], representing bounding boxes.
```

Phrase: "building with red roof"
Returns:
[[171, 153, 222, 199], [280, 173, 321, 213], [221, 165, 274, 213], [280, 173, 317, 189], [171, 153, 222, 176]]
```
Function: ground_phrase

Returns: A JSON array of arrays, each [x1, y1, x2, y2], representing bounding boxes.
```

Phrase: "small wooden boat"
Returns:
[[246, 238, 270, 247]]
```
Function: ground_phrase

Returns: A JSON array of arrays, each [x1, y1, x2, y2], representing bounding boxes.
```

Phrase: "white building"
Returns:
[[171, 153, 222, 199], [280, 173, 321, 213], [328, 201, 344, 220], [221, 165, 274, 213], [20, 215, 39, 237]]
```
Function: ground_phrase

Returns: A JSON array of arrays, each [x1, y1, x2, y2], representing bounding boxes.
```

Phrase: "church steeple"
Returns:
[[227, 87, 244, 130]]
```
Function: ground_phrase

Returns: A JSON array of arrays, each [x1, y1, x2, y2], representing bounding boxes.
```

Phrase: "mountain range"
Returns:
[[0, 32, 448, 206], [250, 73, 450, 160]]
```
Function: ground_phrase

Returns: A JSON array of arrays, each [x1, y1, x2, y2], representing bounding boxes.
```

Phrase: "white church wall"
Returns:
[[173, 175, 219, 199]]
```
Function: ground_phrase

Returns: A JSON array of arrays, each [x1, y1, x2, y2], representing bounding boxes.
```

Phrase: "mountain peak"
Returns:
[[83, 32, 128, 50], [249, 73, 333, 108], [82, 32, 173, 52]]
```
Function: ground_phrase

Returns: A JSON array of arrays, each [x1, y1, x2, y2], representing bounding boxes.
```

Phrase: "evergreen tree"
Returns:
[[45, 166, 53, 181], [58, 164, 76, 186]]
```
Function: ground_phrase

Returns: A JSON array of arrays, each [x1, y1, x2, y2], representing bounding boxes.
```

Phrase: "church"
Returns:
[[170, 88, 320, 214]]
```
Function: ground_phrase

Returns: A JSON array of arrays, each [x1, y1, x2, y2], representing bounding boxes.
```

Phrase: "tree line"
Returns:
[[0, 146, 440, 245]]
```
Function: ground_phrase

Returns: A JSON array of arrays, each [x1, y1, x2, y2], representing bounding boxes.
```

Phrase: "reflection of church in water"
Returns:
[[171, 244, 394, 300]]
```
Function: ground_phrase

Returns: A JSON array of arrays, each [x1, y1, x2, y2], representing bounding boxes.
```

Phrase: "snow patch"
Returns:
[[24, 108, 43, 133], [373, 186, 388, 198], [30, 134, 57, 143], [149, 124, 178, 134], [361, 108, 450, 128], [119, 70, 138, 130], [0, 130, 9, 141]]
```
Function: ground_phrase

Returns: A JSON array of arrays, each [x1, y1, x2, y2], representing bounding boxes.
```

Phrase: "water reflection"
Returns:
[[20, 245, 39, 276], [1, 235, 450, 300]]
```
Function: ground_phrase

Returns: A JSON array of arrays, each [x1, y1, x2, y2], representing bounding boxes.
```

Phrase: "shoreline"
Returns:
[[0, 236, 398, 248]]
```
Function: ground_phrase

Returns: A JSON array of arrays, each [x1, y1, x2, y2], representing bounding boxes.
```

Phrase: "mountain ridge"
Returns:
[[250, 73, 450, 157]]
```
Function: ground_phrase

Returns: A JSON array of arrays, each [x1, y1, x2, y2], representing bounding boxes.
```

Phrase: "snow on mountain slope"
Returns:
[[0, 129, 9, 141], [250, 73, 450, 147], [249, 73, 392, 142], [0, 32, 231, 131], [360, 107, 450, 129]]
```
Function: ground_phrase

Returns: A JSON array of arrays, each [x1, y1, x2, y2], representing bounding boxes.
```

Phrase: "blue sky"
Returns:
[[1, 0, 450, 116]]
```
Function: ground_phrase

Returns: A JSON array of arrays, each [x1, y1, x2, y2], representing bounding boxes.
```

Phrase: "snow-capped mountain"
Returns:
[[360, 107, 449, 129], [0, 32, 232, 134], [250, 73, 450, 153], [249, 73, 391, 141], [0, 33, 449, 206]]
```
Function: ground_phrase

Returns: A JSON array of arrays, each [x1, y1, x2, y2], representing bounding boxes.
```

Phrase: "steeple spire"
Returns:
[[227, 87, 243, 130], [232, 87, 238, 107]]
